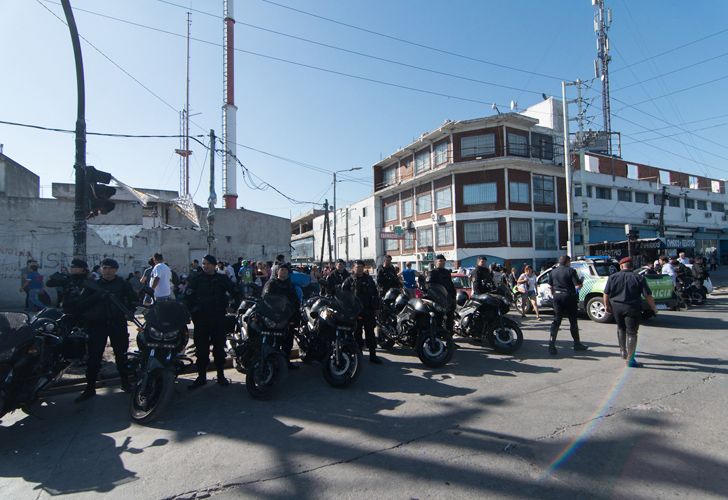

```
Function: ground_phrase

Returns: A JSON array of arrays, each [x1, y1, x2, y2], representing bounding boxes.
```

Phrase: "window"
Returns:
[[635, 192, 649, 204], [416, 193, 432, 214], [534, 219, 557, 250], [434, 186, 452, 210], [617, 189, 632, 202], [363, 237, 369, 248], [654, 194, 663, 205], [417, 226, 433, 248], [436, 223, 454, 246], [510, 219, 532, 243], [384, 239, 399, 251], [712, 202, 725, 212], [434, 141, 449, 165], [463, 221, 499, 244], [574, 185, 582, 197], [659, 170, 670, 184], [414, 149, 431, 174], [507, 131, 529, 156], [697, 200, 708, 210], [382, 167, 396, 186], [403, 231, 415, 250], [685, 198, 695, 209], [362, 207, 368, 217], [595, 187, 612, 200], [689, 176, 699, 189], [402, 198, 413, 218], [383, 203, 397, 221], [509, 181, 530, 204], [533, 174, 555, 205], [669, 196, 680, 208], [532, 133, 553, 160], [586, 185, 593, 198], [463, 182, 497, 205], [460, 133, 495, 157], [627, 164, 639, 179]]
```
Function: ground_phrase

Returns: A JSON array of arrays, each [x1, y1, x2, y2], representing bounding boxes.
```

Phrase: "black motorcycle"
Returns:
[[126, 300, 192, 424], [376, 284, 455, 368], [297, 290, 363, 388], [229, 294, 296, 399], [0, 309, 87, 419], [454, 291, 523, 354]]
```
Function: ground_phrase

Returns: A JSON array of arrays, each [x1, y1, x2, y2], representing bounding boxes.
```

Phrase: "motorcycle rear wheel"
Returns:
[[246, 352, 287, 400], [376, 328, 396, 350], [689, 289, 705, 306], [322, 342, 362, 388], [129, 368, 175, 424], [416, 330, 454, 368], [484, 318, 524, 354]]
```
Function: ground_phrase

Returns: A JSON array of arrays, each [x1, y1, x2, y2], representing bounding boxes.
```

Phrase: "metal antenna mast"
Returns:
[[594, 0, 612, 153], [175, 12, 192, 196]]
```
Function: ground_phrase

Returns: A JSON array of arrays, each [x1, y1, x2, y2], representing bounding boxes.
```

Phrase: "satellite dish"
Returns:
[[510, 100, 518, 111]]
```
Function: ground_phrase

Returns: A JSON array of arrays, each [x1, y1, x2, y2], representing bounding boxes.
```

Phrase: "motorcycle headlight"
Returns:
[[162, 329, 179, 341], [432, 302, 446, 314], [148, 327, 163, 340], [44, 322, 57, 333], [263, 316, 277, 329]]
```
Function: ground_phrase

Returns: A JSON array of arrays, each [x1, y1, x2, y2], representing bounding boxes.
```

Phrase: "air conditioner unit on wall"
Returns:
[[437, 214, 446, 223], [388, 224, 396, 231], [430, 213, 438, 222], [645, 212, 657, 219], [407, 220, 415, 230], [705, 212, 713, 218]]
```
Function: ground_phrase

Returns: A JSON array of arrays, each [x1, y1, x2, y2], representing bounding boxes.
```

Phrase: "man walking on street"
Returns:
[[342, 260, 382, 364], [184, 254, 238, 388], [604, 257, 657, 367], [548, 255, 589, 355], [151, 253, 173, 301]]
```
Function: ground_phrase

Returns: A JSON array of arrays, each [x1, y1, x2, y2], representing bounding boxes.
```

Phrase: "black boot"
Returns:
[[572, 333, 589, 351], [548, 336, 558, 355], [369, 350, 382, 364], [217, 369, 230, 387], [120, 375, 132, 393], [626, 334, 641, 368], [188, 369, 207, 390], [75, 383, 96, 403], [617, 329, 627, 359]]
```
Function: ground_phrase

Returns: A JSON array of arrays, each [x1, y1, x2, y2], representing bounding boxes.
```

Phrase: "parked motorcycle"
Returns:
[[376, 284, 455, 368], [0, 309, 87, 419], [296, 290, 364, 388], [229, 294, 296, 399], [126, 299, 193, 424], [454, 291, 523, 354], [678, 278, 706, 306]]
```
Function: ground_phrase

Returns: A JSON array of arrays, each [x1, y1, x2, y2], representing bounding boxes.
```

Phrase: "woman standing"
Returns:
[[517, 265, 541, 320]]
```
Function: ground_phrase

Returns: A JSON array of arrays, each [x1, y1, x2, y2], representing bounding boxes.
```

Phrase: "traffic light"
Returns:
[[86, 165, 116, 216]]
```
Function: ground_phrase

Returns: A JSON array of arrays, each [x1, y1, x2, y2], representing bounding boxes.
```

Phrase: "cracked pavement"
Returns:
[[2, 285, 728, 499]]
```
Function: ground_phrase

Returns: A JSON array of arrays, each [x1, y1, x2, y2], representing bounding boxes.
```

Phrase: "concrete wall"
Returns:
[[0, 154, 40, 198]]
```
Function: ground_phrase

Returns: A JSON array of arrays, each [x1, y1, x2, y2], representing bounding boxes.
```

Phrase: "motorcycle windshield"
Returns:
[[256, 295, 295, 326], [144, 301, 191, 333], [332, 290, 363, 322], [0, 312, 34, 361], [426, 284, 453, 310]]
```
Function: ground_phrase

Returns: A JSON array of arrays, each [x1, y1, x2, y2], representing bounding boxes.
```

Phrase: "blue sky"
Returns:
[[1, 0, 727, 219]]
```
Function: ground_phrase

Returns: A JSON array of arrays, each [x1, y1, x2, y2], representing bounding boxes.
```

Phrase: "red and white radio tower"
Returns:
[[222, 0, 238, 208]]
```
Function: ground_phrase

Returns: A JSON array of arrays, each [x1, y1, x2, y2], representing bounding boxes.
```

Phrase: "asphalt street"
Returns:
[[2, 278, 727, 499]]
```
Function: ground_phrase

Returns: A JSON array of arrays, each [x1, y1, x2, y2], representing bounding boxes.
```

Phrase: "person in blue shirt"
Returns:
[[23, 263, 45, 311], [400, 262, 417, 298]]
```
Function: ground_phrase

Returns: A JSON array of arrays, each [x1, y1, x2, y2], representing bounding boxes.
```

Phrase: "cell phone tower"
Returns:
[[593, 0, 612, 154], [222, 0, 238, 208]]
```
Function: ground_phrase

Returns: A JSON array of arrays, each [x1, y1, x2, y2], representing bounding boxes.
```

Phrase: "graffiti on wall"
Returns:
[[0, 246, 146, 279]]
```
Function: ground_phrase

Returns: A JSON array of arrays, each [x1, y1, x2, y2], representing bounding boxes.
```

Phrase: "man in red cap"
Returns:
[[603, 257, 658, 367]]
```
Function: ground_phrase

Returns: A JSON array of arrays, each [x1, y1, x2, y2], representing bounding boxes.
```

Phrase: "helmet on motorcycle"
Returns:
[[383, 288, 399, 303], [456, 291, 468, 307], [394, 293, 409, 312]]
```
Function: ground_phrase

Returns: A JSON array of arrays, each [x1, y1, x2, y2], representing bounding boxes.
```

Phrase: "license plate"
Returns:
[[261, 331, 286, 337], [656, 304, 668, 310]]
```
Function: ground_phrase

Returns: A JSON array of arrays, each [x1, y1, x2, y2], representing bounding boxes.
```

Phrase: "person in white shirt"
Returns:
[[151, 253, 173, 300], [678, 252, 690, 266], [659, 256, 677, 285]]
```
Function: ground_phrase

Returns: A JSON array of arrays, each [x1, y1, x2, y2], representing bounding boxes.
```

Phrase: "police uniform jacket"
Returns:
[[262, 277, 301, 312], [325, 269, 350, 295], [548, 265, 582, 296], [604, 270, 652, 307], [376, 265, 400, 291], [471, 266, 494, 295], [342, 272, 379, 312], [184, 271, 237, 315], [83, 276, 137, 324], [427, 267, 456, 300]]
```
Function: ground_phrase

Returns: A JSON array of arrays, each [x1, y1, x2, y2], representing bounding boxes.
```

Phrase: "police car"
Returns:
[[517, 256, 675, 323]]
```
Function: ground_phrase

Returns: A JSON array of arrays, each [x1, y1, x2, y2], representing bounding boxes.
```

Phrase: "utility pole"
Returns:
[[333, 171, 338, 260], [61, 0, 87, 259], [319, 199, 329, 269], [207, 130, 217, 255], [561, 81, 574, 258], [345, 207, 350, 261], [594, 0, 613, 154], [657, 185, 668, 237]]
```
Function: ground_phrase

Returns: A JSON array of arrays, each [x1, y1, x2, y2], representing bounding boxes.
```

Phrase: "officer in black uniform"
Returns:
[[547, 255, 589, 355], [75, 258, 138, 402], [185, 254, 238, 388], [325, 259, 350, 296], [262, 263, 301, 369], [603, 257, 657, 367], [471, 255, 495, 295], [342, 259, 382, 364], [376, 254, 401, 294], [427, 254, 457, 331]]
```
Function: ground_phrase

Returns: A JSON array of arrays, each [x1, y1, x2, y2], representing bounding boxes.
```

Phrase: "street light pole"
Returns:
[[332, 166, 362, 261]]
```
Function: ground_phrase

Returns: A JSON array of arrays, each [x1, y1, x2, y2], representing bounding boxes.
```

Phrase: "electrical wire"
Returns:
[[614, 73, 728, 110], [612, 50, 728, 92]]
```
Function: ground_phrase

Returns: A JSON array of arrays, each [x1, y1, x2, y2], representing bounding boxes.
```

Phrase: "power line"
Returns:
[[615, 73, 728, 110], [627, 112, 728, 135], [612, 50, 728, 92], [622, 121, 728, 146]]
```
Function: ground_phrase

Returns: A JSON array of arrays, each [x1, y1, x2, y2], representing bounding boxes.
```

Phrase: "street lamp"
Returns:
[[333, 167, 362, 260]]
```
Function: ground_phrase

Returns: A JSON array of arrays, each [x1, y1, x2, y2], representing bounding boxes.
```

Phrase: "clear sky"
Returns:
[[2, 0, 727, 219]]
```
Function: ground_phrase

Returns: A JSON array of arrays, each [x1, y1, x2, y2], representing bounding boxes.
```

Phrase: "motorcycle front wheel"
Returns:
[[689, 289, 705, 306], [129, 368, 175, 424], [322, 342, 362, 388], [415, 330, 454, 368], [246, 352, 288, 400], [484, 318, 524, 354]]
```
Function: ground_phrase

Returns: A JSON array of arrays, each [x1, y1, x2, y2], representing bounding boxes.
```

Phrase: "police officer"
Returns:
[[603, 257, 657, 367], [262, 263, 301, 369], [325, 259, 350, 296], [427, 254, 457, 331], [185, 254, 238, 388], [471, 255, 494, 295], [376, 255, 401, 294], [342, 259, 382, 364], [547, 255, 589, 355], [75, 258, 137, 402]]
